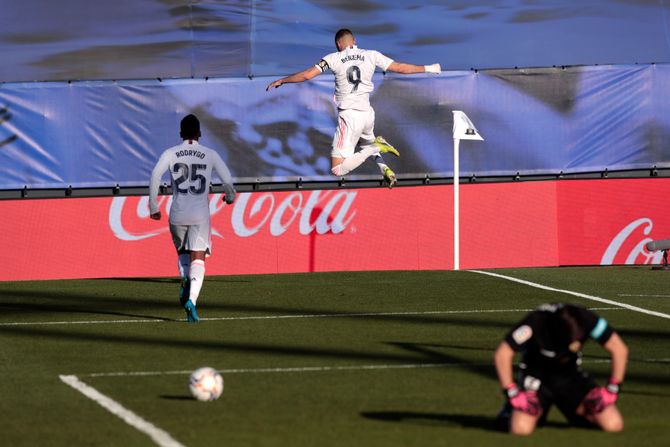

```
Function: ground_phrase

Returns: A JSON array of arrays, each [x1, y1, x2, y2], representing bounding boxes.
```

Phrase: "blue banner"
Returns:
[[1, 64, 670, 189]]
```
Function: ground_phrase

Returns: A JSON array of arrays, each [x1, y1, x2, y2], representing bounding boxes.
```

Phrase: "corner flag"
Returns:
[[452, 111, 484, 271], [452, 110, 484, 141]]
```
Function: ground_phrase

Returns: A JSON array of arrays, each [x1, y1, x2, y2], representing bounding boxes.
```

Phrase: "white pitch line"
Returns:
[[82, 362, 484, 378], [0, 307, 622, 327], [471, 270, 670, 320], [619, 294, 670, 298], [641, 358, 670, 363], [76, 355, 667, 379], [0, 318, 166, 326], [59, 375, 184, 447]]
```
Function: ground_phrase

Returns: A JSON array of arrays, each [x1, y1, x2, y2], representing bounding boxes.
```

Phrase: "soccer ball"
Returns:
[[189, 367, 224, 401]]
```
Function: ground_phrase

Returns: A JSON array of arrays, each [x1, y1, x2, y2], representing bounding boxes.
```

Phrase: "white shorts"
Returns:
[[331, 108, 376, 158], [169, 221, 212, 256]]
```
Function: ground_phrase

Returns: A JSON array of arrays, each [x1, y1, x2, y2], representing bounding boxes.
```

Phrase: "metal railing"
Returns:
[[2, 166, 669, 200]]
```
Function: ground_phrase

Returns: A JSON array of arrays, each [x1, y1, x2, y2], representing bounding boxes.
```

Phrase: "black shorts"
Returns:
[[519, 368, 597, 425]]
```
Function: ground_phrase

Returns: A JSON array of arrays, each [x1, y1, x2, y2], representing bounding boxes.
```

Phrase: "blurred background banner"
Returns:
[[1, 64, 670, 189], [1, 0, 670, 82]]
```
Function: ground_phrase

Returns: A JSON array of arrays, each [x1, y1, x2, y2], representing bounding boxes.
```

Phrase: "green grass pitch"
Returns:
[[1, 267, 669, 446]]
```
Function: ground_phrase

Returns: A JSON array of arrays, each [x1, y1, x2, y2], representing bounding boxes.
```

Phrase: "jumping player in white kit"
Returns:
[[149, 114, 236, 322], [266, 28, 441, 187]]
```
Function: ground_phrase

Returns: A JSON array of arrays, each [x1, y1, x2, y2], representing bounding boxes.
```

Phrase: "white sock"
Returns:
[[178, 254, 190, 279], [331, 145, 379, 176], [188, 260, 206, 305]]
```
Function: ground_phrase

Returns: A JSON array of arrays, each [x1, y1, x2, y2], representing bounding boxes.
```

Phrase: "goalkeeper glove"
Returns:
[[583, 379, 620, 415], [424, 63, 441, 74], [504, 384, 542, 416], [222, 184, 236, 205]]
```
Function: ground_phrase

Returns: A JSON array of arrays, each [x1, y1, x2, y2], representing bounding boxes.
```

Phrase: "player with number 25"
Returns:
[[149, 114, 236, 322]]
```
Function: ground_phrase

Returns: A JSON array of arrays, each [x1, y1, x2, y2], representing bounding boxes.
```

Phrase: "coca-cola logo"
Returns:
[[109, 191, 357, 241], [231, 191, 356, 237], [109, 196, 169, 241], [601, 217, 663, 265]]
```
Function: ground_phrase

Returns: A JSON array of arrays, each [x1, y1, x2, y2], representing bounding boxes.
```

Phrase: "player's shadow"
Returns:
[[361, 411, 504, 431], [159, 395, 193, 400], [105, 277, 179, 284], [0, 298, 177, 322], [0, 286, 181, 321], [111, 277, 253, 284], [360, 411, 570, 431]]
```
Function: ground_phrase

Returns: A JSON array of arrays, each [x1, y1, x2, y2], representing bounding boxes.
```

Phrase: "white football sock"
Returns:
[[178, 253, 190, 279], [188, 260, 206, 305], [331, 145, 379, 176]]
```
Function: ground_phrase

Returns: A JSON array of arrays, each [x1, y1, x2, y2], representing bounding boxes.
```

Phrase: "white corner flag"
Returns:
[[452, 111, 484, 271], [453, 110, 484, 141]]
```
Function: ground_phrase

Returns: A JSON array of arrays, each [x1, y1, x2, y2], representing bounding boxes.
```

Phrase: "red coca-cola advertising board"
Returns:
[[557, 179, 670, 266], [2, 179, 669, 281]]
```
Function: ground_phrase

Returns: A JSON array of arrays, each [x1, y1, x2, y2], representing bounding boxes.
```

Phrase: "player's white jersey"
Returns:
[[317, 45, 393, 111], [149, 140, 233, 225]]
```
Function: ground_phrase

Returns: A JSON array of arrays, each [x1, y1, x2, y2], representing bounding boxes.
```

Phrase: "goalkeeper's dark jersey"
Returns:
[[504, 303, 614, 376]]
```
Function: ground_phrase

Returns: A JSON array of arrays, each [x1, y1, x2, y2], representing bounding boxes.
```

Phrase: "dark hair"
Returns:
[[558, 305, 588, 341], [180, 114, 200, 139], [335, 28, 354, 45]]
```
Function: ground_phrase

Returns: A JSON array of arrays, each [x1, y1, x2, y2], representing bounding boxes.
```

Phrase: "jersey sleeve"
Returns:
[[315, 58, 329, 73], [577, 307, 614, 345], [316, 53, 336, 73], [211, 151, 233, 186], [504, 316, 536, 352], [149, 151, 171, 215], [372, 50, 394, 72]]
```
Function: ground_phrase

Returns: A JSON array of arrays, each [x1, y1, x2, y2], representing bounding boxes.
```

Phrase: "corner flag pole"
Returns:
[[452, 111, 484, 271]]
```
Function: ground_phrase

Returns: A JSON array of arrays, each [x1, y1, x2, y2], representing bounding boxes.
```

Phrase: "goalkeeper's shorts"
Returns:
[[518, 368, 596, 426]]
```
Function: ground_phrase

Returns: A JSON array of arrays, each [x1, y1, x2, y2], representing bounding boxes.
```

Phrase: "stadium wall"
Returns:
[[2, 178, 667, 281]]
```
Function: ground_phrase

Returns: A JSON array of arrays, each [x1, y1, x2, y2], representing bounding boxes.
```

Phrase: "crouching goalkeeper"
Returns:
[[493, 303, 628, 435]]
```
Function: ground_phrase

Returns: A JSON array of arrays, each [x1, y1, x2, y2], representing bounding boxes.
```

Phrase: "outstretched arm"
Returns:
[[387, 61, 441, 74], [266, 66, 322, 91]]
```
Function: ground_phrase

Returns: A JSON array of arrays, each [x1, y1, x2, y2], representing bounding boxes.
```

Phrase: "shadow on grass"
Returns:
[[107, 277, 253, 284], [0, 323, 496, 366], [0, 287, 522, 331], [0, 297, 177, 321], [361, 411, 571, 432], [159, 395, 194, 401], [360, 411, 502, 431], [0, 286, 181, 319], [102, 277, 179, 284]]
